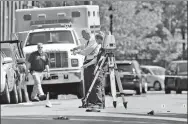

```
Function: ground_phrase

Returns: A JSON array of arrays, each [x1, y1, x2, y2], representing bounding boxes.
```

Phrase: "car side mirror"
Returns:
[[2, 57, 13, 64], [17, 58, 26, 64]]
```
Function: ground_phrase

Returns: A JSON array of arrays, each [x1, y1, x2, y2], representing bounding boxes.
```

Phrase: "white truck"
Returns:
[[15, 5, 101, 99]]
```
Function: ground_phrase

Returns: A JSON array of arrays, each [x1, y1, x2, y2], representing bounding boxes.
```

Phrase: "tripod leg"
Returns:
[[82, 56, 107, 107], [113, 58, 128, 109], [108, 57, 117, 108]]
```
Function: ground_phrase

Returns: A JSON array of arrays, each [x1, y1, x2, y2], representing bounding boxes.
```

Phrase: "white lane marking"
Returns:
[[1, 117, 170, 124], [18, 102, 33, 105]]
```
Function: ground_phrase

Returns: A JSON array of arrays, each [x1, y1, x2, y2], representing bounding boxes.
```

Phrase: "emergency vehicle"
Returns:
[[15, 5, 101, 98]]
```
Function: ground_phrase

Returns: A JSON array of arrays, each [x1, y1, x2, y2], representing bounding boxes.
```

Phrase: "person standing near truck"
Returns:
[[26, 43, 50, 102], [72, 29, 103, 108]]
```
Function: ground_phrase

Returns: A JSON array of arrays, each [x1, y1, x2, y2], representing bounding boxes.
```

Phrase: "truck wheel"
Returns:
[[10, 83, 19, 104], [2, 81, 11, 104], [154, 81, 161, 91], [176, 90, 182, 94], [77, 81, 85, 99]]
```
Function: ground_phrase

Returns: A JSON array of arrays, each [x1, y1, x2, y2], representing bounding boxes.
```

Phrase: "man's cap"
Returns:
[[82, 29, 91, 34]]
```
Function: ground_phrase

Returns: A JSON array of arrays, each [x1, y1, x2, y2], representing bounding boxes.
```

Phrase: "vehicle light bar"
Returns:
[[30, 19, 72, 26], [38, 14, 46, 20]]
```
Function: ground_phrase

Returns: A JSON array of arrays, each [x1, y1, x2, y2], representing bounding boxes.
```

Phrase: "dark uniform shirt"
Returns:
[[28, 51, 49, 72]]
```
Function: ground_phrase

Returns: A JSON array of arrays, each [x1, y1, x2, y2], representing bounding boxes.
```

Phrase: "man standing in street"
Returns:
[[72, 29, 103, 108], [26, 43, 50, 102]]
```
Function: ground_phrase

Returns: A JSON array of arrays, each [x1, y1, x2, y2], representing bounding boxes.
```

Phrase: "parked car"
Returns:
[[105, 60, 147, 95], [0, 40, 29, 104], [140, 65, 166, 91], [164, 60, 187, 94]]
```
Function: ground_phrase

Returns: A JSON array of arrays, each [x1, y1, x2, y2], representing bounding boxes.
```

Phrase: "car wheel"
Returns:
[[136, 83, 142, 95], [147, 87, 151, 91], [17, 84, 23, 103], [2, 81, 11, 104], [165, 89, 171, 94], [10, 83, 19, 104], [153, 81, 161, 91], [175, 80, 182, 94], [21, 85, 29, 102], [77, 80, 85, 99]]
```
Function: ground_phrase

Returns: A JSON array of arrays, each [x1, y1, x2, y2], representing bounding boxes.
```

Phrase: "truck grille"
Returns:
[[47, 51, 68, 68]]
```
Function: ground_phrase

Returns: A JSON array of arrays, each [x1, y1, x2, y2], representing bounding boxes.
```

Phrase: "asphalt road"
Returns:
[[1, 116, 187, 124], [1, 91, 187, 124]]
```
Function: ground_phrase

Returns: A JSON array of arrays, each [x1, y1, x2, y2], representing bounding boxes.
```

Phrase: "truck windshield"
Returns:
[[26, 30, 74, 46], [0, 48, 12, 58]]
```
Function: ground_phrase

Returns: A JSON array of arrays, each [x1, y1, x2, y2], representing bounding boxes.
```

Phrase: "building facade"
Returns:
[[0, 1, 35, 41]]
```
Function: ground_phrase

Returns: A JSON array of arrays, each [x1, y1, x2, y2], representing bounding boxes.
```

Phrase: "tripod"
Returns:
[[81, 50, 128, 109]]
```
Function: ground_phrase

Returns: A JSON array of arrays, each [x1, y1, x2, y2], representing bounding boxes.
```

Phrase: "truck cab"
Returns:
[[23, 27, 85, 98], [15, 5, 101, 99]]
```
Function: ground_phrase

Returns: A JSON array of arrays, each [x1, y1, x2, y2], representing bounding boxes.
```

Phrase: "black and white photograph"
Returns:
[[0, 0, 187, 124]]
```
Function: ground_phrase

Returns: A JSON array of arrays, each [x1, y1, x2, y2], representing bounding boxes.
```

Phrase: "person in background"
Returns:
[[26, 43, 50, 102]]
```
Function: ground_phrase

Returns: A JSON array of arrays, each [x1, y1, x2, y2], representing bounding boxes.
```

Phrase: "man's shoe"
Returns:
[[90, 104, 104, 109], [78, 102, 94, 108], [31, 98, 39, 102], [38, 94, 47, 101], [86, 108, 100, 112], [78, 105, 86, 108]]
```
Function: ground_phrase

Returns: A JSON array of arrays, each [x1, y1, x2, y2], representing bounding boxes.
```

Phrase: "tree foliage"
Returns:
[[39, 1, 187, 64]]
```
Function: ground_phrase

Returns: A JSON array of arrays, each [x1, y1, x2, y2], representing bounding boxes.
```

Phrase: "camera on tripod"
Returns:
[[102, 32, 116, 53]]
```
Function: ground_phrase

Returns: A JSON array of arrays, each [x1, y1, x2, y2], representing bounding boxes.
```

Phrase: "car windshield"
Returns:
[[117, 64, 132, 72], [0, 48, 12, 57], [178, 63, 187, 72], [26, 30, 74, 46], [150, 68, 165, 75]]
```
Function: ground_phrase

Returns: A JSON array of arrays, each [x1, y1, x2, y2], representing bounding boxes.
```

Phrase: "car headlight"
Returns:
[[71, 59, 78, 67]]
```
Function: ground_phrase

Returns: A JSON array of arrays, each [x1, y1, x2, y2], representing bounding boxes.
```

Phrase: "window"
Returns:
[[88, 11, 90, 17], [178, 63, 187, 72], [27, 30, 74, 45], [117, 63, 132, 72], [142, 68, 150, 74], [27, 32, 50, 45], [93, 11, 95, 16], [150, 68, 165, 75], [1, 48, 12, 57], [72, 11, 80, 18]]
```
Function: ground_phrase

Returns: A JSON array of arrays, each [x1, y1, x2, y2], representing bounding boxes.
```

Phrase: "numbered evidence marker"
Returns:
[[161, 104, 166, 109], [183, 104, 187, 108]]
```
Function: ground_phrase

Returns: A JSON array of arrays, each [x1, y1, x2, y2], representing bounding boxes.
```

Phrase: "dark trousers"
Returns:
[[84, 64, 105, 106]]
